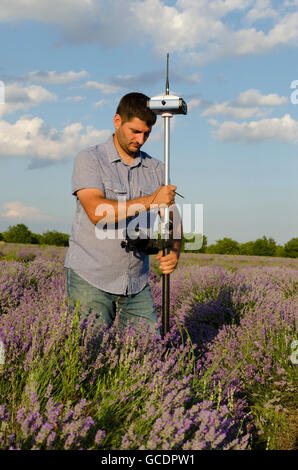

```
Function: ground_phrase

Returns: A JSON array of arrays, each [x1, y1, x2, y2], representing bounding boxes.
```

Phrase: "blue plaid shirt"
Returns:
[[64, 135, 165, 294]]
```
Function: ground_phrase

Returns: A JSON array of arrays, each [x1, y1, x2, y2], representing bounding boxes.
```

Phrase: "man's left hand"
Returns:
[[155, 249, 179, 274]]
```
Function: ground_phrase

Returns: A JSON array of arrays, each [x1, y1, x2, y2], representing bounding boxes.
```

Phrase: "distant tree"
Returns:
[[0, 232, 3, 241], [209, 237, 240, 255], [252, 236, 276, 256], [239, 241, 255, 256], [41, 230, 69, 247], [2, 224, 33, 244], [284, 238, 298, 258], [275, 245, 286, 258], [31, 232, 43, 245], [205, 244, 215, 253], [200, 235, 208, 253]]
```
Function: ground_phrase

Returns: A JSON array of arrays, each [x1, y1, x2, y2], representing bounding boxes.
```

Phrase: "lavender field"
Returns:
[[0, 243, 297, 450]]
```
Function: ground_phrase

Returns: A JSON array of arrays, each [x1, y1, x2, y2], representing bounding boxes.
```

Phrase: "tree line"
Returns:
[[182, 234, 298, 258], [0, 224, 69, 247], [0, 224, 297, 258]]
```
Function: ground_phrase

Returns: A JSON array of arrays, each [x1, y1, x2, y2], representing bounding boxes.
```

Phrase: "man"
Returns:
[[64, 92, 182, 334]]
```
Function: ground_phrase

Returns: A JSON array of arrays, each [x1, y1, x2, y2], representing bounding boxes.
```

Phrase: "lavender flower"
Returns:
[[0, 249, 296, 450]]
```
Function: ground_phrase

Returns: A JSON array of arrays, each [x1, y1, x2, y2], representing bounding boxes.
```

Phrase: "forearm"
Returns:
[[171, 238, 182, 258], [78, 185, 177, 226], [94, 194, 155, 225]]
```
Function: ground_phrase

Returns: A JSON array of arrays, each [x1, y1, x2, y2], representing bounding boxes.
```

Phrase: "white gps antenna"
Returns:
[[147, 53, 187, 339]]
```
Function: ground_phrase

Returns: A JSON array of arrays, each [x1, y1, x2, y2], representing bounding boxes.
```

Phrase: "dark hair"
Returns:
[[116, 92, 157, 126]]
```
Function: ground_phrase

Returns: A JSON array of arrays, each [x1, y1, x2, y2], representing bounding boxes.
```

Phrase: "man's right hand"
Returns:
[[150, 185, 177, 207]]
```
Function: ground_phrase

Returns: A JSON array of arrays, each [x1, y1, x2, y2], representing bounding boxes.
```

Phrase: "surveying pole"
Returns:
[[147, 53, 187, 338]]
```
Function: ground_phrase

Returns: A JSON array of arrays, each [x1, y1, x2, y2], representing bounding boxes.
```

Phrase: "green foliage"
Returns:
[[1, 224, 69, 247], [239, 241, 255, 256], [205, 235, 298, 258], [2, 224, 34, 244], [207, 237, 240, 255], [275, 245, 285, 258], [41, 230, 69, 247], [252, 236, 276, 257], [30, 233, 43, 245], [284, 238, 298, 258]]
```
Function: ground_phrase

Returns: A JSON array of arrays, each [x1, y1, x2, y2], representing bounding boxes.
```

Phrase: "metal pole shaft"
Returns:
[[162, 114, 171, 338], [164, 116, 170, 185]]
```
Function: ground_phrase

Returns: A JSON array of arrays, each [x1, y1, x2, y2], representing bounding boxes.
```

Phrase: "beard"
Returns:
[[119, 140, 140, 157]]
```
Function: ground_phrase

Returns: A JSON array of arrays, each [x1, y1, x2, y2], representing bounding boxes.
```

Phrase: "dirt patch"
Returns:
[[276, 407, 298, 450]]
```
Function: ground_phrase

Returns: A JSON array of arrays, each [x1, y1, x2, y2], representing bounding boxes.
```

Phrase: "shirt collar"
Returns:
[[106, 134, 148, 167]]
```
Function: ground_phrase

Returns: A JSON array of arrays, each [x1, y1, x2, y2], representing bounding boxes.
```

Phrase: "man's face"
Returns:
[[113, 115, 152, 156]]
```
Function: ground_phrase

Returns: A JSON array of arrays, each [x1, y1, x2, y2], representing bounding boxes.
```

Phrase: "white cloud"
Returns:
[[25, 70, 88, 84], [0, 83, 57, 118], [188, 98, 207, 111], [0, 0, 95, 22], [3, 70, 88, 86], [236, 89, 287, 107], [0, 201, 52, 221], [1, 1, 297, 64], [132, 0, 226, 53], [204, 103, 261, 119], [131, 0, 298, 63], [144, 1, 298, 64], [202, 89, 288, 119], [83, 81, 123, 95], [0, 115, 111, 161], [93, 99, 105, 108], [245, 0, 278, 23], [211, 114, 298, 143], [64, 96, 85, 102]]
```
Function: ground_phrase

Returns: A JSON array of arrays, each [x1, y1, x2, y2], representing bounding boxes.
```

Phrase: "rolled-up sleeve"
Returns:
[[72, 150, 104, 196]]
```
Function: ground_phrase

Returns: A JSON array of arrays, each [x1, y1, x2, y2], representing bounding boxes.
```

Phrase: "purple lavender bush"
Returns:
[[0, 247, 297, 449]]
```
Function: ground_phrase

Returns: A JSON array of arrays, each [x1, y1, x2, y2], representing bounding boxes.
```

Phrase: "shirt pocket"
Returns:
[[139, 184, 157, 197], [104, 180, 127, 200]]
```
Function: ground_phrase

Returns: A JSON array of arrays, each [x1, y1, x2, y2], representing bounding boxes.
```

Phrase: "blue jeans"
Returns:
[[65, 268, 160, 335]]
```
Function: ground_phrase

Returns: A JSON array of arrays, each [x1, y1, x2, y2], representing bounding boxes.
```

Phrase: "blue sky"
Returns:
[[0, 0, 297, 245]]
